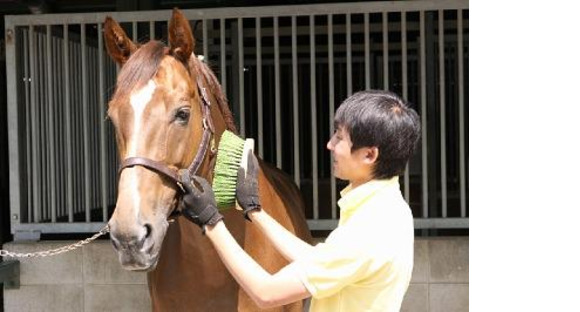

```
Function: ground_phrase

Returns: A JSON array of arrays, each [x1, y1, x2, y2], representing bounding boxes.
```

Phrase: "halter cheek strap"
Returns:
[[118, 77, 215, 190]]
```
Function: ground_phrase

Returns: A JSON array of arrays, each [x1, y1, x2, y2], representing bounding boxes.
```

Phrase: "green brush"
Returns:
[[212, 130, 255, 210]]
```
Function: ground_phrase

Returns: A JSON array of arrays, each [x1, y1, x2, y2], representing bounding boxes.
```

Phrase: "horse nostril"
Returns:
[[144, 223, 152, 239]]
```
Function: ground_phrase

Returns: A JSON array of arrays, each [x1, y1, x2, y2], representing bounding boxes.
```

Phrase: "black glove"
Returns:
[[236, 153, 262, 221], [178, 170, 223, 232]]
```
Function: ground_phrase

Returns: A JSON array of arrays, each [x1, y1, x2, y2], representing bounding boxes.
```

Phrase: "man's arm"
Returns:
[[236, 153, 314, 262], [206, 221, 311, 309], [247, 209, 314, 262]]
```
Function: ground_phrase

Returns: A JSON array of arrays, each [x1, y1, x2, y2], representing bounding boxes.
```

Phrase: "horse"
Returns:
[[103, 9, 312, 311]]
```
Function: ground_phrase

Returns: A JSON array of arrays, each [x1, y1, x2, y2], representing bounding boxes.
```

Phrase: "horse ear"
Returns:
[[168, 8, 195, 64], [104, 16, 137, 65]]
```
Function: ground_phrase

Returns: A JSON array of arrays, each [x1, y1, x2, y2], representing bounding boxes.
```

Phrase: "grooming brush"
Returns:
[[212, 130, 254, 210]]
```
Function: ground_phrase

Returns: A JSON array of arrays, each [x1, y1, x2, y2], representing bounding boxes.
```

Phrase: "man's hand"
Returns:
[[178, 170, 223, 231], [236, 153, 262, 221]]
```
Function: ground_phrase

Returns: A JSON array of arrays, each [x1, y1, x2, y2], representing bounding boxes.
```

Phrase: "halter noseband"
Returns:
[[118, 77, 215, 190]]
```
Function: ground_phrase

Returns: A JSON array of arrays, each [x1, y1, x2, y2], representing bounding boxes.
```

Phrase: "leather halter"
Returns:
[[118, 77, 215, 190]]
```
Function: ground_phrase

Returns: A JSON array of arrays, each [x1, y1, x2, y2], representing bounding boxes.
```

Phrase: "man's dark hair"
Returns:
[[335, 90, 421, 179]]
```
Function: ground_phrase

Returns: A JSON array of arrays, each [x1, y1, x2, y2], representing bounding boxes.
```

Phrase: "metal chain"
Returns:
[[0, 225, 110, 258]]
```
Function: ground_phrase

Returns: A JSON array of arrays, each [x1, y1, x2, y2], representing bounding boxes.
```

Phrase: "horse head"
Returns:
[[103, 9, 232, 271]]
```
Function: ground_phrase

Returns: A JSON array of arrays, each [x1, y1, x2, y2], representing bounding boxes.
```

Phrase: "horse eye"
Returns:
[[175, 108, 190, 124]]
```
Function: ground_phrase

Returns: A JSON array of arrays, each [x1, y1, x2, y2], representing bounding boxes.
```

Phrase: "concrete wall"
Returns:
[[2, 237, 468, 311]]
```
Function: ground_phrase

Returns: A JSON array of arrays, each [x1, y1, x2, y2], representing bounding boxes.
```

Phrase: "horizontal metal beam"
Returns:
[[308, 218, 469, 231], [5, 0, 468, 25], [0, 260, 20, 289], [13, 223, 108, 234]]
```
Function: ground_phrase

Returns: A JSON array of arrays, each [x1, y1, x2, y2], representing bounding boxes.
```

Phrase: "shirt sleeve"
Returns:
[[289, 241, 373, 299]]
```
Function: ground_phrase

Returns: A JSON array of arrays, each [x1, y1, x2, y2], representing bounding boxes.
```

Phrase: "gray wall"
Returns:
[[3, 237, 468, 311]]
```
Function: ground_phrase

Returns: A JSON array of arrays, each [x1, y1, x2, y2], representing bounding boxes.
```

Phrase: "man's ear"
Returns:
[[363, 147, 379, 165]]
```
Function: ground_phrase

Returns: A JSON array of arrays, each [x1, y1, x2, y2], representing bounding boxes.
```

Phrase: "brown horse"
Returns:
[[103, 9, 312, 311]]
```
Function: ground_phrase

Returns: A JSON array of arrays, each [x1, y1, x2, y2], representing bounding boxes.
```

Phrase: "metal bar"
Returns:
[[38, 32, 46, 222], [402, 12, 410, 202], [29, 25, 40, 223], [149, 20, 155, 40], [5, 1, 469, 25], [328, 14, 337, 220], [383, 12, 389, 90], [202, 19, 208, 58], [63, 24, 73, 222], [237, 18, 245, 136], [439, 10, 447, 217], [307, 217, 469, 231], [458, 9, 466, 217], [23, 29, 32, 224], [364, 13, 370, 89], [346, 13, 352, 96], [292, 16, 300, 186], [99, 22, 108, 221], [420, 11, 429, 218], [274, 16, 282, 169], [73, 41, 80, 216], [6, 21, 23, 230], [81, 24, 91, 222], [310, 15, 319, 219], [13, 223, 109, 233], [256, 17, 264, 158], [46, 25, 56, 223], [220, 18, 226, 90], [132, 21, 137, 41]]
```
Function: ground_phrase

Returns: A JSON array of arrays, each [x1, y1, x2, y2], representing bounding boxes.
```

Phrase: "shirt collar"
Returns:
[[337, 176, 400, 225]]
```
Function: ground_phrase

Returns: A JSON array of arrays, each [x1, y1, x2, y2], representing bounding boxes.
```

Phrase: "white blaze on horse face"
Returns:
[[127, 79, 157, 218]]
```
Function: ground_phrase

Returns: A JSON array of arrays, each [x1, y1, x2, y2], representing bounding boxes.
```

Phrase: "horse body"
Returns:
[[104, 9, 312, 311]]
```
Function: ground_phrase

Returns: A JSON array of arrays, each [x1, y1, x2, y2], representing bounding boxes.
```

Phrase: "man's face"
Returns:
[[326, 125, 371, 183]]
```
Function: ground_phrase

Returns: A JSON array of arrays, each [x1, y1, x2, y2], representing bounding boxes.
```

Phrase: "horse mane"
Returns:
[[189, 57, 238, 134]]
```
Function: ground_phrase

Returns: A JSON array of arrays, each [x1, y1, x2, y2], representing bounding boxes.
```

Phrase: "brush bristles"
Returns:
[[212, 130, 245, 209]]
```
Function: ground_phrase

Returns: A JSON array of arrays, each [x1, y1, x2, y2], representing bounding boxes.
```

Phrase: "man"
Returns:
[[179, 90, 421, 311]]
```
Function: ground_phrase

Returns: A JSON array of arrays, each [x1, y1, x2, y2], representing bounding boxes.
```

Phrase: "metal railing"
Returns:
[[5, 0, 469, 238]]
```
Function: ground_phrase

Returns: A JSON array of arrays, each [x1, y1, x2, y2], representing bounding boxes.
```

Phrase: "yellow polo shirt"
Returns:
[[291, 177, 414, 311]]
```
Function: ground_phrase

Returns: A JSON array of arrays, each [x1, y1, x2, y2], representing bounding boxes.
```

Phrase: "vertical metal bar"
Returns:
[[23, 29, 32, 223], [346, 13, 352, 96], [6, 21, 23, 229], [82, 24, 91, 222], [383, 12, 389, 90], [310, 15, 318, 219], [328, 14, 337, 220], [99, 23, 108, 221], [132, 21, 137, 42], [439, 10, 447, 217], [202, 19, 208, 59], [220, 19, 226, 90], [364, 13, 370, 89], [458, 9, 466, 217], [274, 17, 281, 169], [29, 25, 40, 223], [38, 32, 46, 221], [237, 18, 245, 136], [149, 20, 155, 40], [291, 16, 300, 186], [64, 24, 73, 222], [256, 17, 264, 158], [46, 25, 56, 222], [420, 11, 429, 218], [57, 36, 63, 219], [402, 12, 410, 202]]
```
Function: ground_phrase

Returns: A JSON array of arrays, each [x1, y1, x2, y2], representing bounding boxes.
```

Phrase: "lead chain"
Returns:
[[0, 225, 109, 258]]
